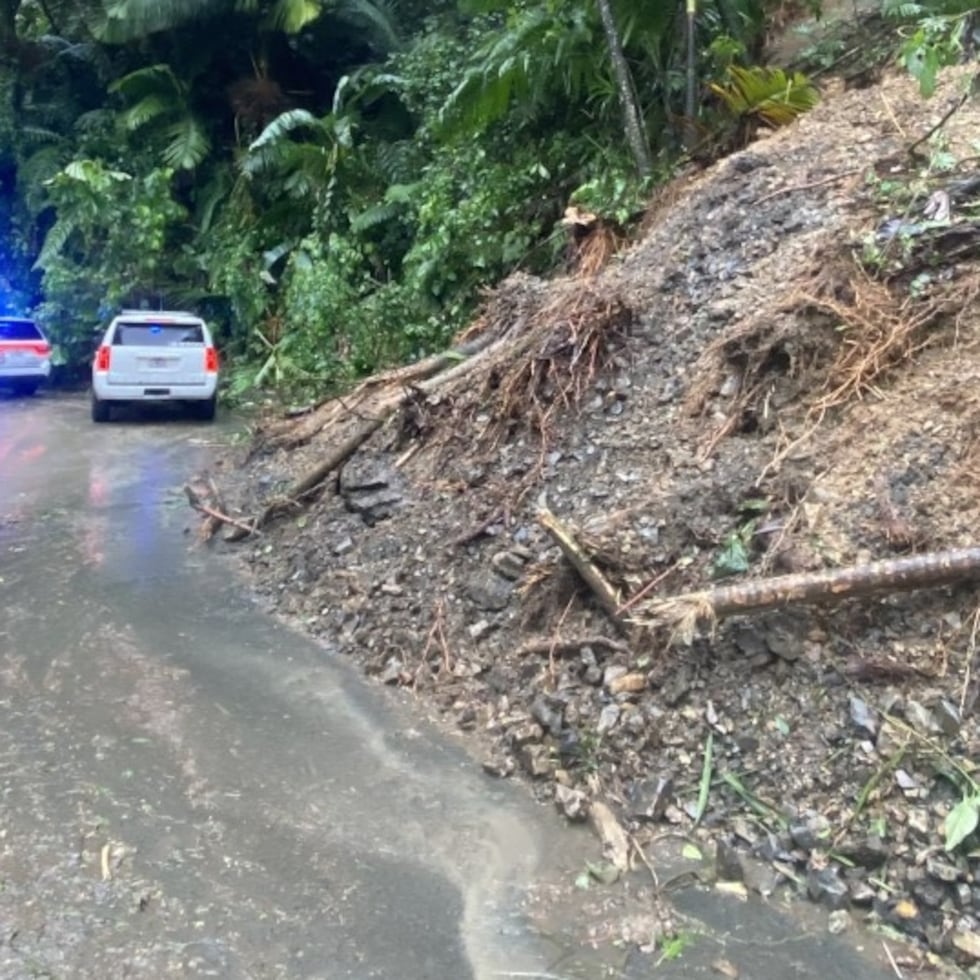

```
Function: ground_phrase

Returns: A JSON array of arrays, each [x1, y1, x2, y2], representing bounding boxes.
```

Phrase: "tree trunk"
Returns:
[[595, 0, 652, 177], [685, 0, 697, 124]]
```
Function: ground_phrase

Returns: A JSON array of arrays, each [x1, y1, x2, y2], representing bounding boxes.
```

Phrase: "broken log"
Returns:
[[225, 320, 534, 539], [537, 506, 624, 626], [639, 546, 980, 642], [265, 329, 508, 450], [184, 484, 259, 538]]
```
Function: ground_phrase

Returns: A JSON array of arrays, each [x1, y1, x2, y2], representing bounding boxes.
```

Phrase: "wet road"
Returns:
[[0, 394, 601, 979], [0, 394, 908, 980]]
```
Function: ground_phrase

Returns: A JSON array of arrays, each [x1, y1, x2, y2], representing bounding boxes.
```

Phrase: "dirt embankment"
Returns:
[[202, 63, 980, 969]]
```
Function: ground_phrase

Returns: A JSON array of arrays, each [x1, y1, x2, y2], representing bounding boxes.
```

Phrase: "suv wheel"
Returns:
[[91, 393, 110, 423], [194, 395, 217, 422]]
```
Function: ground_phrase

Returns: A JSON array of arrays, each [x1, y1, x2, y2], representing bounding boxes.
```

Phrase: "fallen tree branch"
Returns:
[[537, 505, 625, 627], [264, 329, 509, 450], [184, 484, 260, 538], [225, 321, 535, 540], [637, 546, 980, 643]]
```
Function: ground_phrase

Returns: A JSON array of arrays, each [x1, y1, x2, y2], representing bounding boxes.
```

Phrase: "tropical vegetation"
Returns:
[[0, 0, 969, 394]]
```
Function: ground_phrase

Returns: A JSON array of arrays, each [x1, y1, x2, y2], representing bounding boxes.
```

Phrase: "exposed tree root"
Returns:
[[224, 273, 633, 537]]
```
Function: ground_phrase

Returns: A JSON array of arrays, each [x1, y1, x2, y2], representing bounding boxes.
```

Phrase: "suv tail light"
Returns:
[[204, 347, 219, 373], [0, 341, 51, 357], [94, 346, 111, 371]]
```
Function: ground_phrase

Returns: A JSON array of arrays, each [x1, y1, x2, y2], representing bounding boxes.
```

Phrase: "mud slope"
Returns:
[[209, 64, 980, 965]]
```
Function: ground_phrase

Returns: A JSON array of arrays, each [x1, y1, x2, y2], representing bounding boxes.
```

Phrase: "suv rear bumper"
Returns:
[[0, 363, 51, 381], [91, 377, 217, 400]]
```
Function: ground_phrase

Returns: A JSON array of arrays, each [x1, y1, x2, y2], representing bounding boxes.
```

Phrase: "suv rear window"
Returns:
[[112, 322, 204, 347], [0, 319, 43, 341]]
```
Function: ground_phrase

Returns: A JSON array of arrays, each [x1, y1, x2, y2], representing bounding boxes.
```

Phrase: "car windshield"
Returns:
[[113, 322, 204, 346], [0, 319, 42, 341]]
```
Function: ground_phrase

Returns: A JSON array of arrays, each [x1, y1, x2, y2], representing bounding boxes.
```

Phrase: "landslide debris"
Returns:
[[200, 64, 980, 969]]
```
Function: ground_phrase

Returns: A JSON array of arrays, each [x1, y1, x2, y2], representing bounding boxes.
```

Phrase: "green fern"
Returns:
[[710, 66, 820, 128], [349, 201, 401, 234]]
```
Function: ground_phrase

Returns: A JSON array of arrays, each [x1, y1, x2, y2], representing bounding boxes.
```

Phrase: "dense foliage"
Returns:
[[0, 0, 969, 392]]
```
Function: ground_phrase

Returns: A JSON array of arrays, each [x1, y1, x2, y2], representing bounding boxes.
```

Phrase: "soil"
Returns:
[[198, 53, 980, 974]]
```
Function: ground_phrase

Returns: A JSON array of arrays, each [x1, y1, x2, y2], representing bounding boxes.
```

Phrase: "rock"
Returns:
[[608, 672, 647, 695], [627, 775, 674, 822], [926, 855, 961, 883], [904, 699, 941, 735], [827, 910, 851, 935], [555, 784, 589, 822], [339, 456, 406, 524], [510, 721, 544, 747], [838, 833, 889, 869], [333, 535, 355, 555], [883, 897, 921, 927], [558, 728, 582, 763], [465, 570, 512, 611], [482, 754, 515, 778], [530, 696, 564, 736], [467, 619, 495, 641], [848, 879, 876, 906], [912, 879, 946, 909], [907, 808, 931, 836], [895, 768, 919, 793], [378, 658, 404, 685], [716, 838, 746, 882], [952, 928, 980, 960], [519, 744, 553, 779], [597, 704, 621, 734], [932, 698, 961, 737], [789, 814, 831, 851], [490, 550, 526, 581], [807, 866, 849, 910], [848, 696, 877, 737], [603, 664, 628, 687]]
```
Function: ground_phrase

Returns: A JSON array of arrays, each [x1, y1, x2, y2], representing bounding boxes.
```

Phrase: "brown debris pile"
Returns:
[[203, 63, 980, 970]]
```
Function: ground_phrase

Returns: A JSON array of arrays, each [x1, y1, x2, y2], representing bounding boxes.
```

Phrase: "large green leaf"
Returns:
[[162, 118, 212, 170]]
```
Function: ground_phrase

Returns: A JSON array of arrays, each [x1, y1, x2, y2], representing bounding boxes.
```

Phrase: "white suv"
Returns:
[[91, 310, 219, 422]]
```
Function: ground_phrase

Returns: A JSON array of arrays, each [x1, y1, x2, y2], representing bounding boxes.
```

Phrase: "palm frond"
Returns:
[[162, 118, 211, 170], [120, 93, 174, 130], [349, 200, 401, 233], [249, 108, 321, 151], [194, 172, 234, 235], [109, 64, 184, 100], [710, 66, 819, 128], [19, 125, 64, 148], [371, 141, 420, 184], [34, 217, 78, 271]]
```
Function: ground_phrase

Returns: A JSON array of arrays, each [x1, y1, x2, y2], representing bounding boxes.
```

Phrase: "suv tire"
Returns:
[[194, 395, 217, 422], [91, 393, 110, 423]]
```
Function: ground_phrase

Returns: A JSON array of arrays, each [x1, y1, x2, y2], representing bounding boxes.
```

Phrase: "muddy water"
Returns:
[[0, 393, 902, 979]]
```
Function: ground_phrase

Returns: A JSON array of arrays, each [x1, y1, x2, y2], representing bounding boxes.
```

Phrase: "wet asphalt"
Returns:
[[0, 392, 906, 980]]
